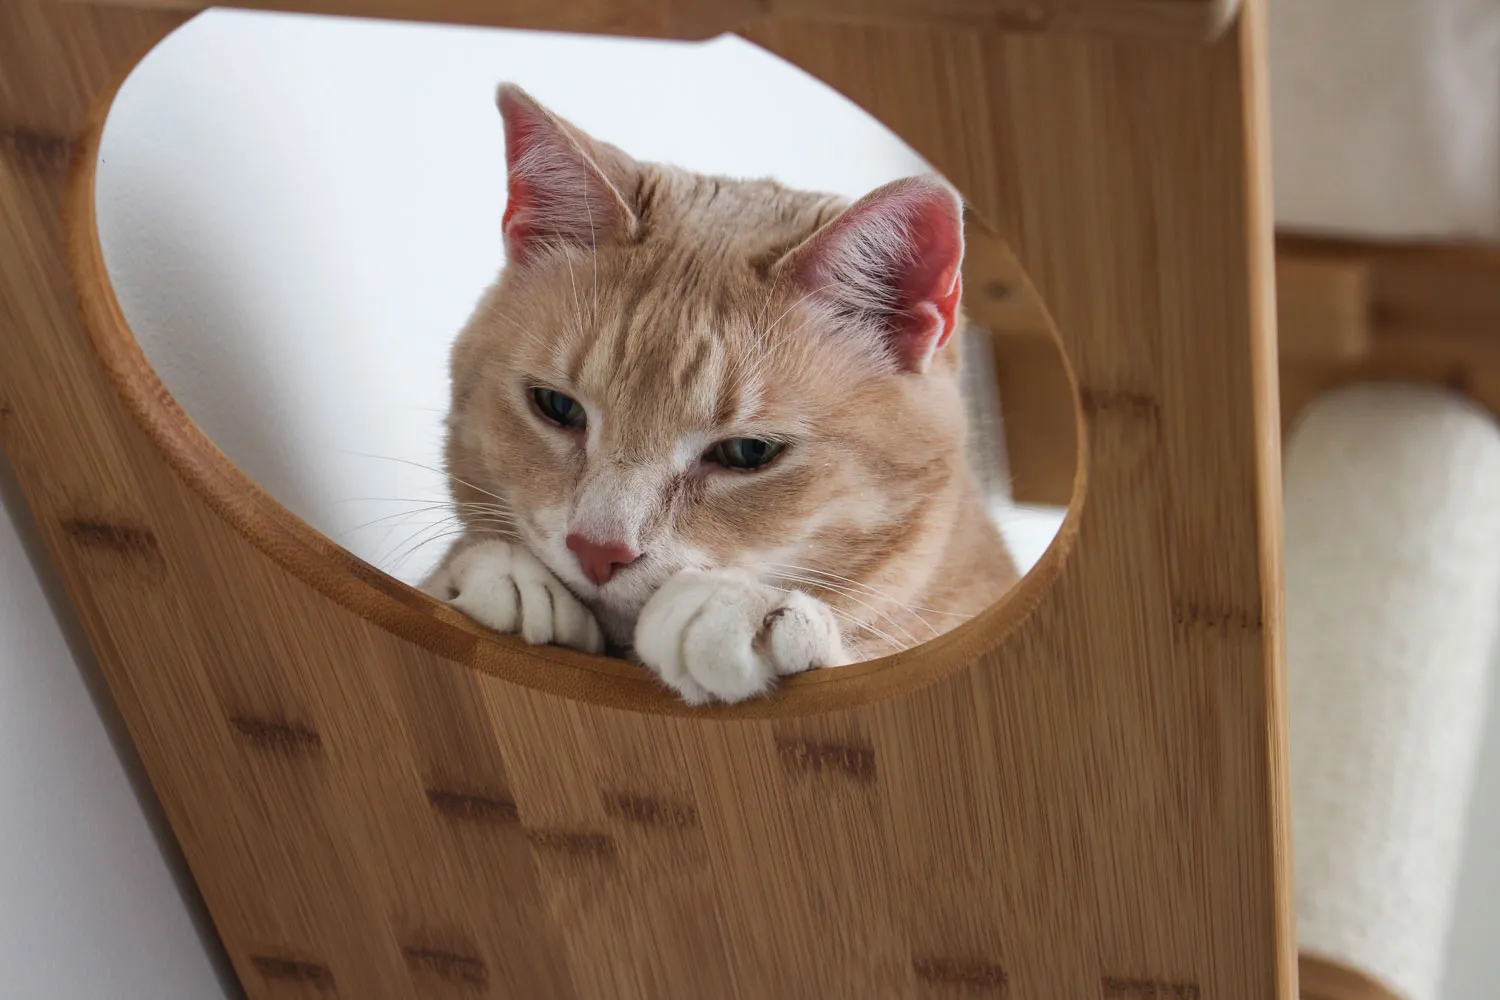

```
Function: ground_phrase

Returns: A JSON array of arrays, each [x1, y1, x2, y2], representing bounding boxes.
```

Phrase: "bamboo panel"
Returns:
[[46, 0, 1241, 40], [0, 1, 1290, 996]]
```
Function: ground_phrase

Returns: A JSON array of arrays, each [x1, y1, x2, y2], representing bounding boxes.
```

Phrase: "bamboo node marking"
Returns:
[[1103, 975, 1201, 998], [426, 788, 521, 823], [526, 829, 617, 858], [403, 945, 488, 988], [62, 517, 162, 562], [0, 124, 72, 174], [249, 954, 334, 990], [605, 792, 698, 828], [913, 957, 1008, 990], [229, 716, 323, 755], [775, 740, 876, 782]]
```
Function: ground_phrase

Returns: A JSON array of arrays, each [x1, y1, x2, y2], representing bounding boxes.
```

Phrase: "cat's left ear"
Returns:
[[777, 176, 964, 375]]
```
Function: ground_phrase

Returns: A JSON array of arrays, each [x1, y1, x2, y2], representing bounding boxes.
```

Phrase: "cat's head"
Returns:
[[445, 85, 971, 648]]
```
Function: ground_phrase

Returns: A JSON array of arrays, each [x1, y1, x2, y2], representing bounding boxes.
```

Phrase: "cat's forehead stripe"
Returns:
[[674, 333, 713, 393], [605, 261, 658, 378]]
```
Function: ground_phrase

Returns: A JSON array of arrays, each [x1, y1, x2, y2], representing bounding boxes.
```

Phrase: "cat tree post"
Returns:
[[0, 0, 1295, 996]]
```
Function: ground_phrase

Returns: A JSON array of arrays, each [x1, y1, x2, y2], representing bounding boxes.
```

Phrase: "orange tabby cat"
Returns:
[[423, 85, 1017, 704]]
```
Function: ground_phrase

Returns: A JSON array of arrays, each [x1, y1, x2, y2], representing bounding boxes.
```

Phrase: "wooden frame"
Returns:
[[0, 0, 1304, 996], [1000, 234, 1500, 507]]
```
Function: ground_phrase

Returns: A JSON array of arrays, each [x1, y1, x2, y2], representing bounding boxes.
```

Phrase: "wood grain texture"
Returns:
[[1004, 234, 1500, 502], [964, 225, 1079, 507], [51, 0, 1242, 40], [772, 0, 1240, 38], [0, 0, 1292, 997], [1298, 954, 1401, 1000], [1278, 235, 1500, 432], [1276, 257, 1371, 364]]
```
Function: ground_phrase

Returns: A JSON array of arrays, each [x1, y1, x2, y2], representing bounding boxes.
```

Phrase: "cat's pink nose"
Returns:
[[566, 533, 640, 586]]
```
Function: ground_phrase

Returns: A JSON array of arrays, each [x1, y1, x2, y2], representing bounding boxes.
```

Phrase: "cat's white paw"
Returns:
[[430, 539, 604, 655], [634, 569, 846, 705]]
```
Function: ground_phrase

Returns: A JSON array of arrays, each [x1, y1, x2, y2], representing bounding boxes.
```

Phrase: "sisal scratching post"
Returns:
[[1286, 384, 1500, 1000]]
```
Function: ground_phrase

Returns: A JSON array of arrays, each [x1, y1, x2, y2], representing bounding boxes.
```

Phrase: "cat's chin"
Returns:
[[591, 601, 640, 653], [583, 577, 679, 652]]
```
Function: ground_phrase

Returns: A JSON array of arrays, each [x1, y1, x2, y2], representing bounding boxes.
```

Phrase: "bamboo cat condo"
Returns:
[[7, 1, 1500, 997]]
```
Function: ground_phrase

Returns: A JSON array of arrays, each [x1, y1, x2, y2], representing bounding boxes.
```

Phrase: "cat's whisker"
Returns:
[[563, 244, 585, 322], [825, 607, 903, 652], [337, 497, 519, 519], [376, 517, 468, 570], [764, 561, 972, 620], [385, 528, 475, 575], [762, 584, 903, 651], [764, 572, 924, 645], [338, 504, 519, 552], [451, 501, 520, 517], [583, 175, 601, 319], [752, 272, 777, 331], [720, 277, 810, 400], [336, 452, 514, 508], [365, 518, 472, 554], [765, 310, 823, 354], [378, 511, 473, 559], [759, 281, 830, 344], [756, 280, 841, 353], [335, 495, 451, 506], [380, 516, 517, 576], [337, 505, 459, 537], [721, 280, 841, 403], [371, 509, 513, 565], [482, 300, 552, 353]]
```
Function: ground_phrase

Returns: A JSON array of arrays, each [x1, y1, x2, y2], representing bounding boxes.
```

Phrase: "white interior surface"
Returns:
[[1270, 0, 1500, 241], [0, 6, 1497, 996]]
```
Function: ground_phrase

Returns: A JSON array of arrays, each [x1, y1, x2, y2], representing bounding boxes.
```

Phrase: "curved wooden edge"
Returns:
[[60, 11, 1089, 720], [1298, 953, 1402, 1000], [53, 0, 1241, 40]]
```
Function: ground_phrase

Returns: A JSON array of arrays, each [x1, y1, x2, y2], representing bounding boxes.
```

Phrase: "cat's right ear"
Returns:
[[497, 84, 640, 267]]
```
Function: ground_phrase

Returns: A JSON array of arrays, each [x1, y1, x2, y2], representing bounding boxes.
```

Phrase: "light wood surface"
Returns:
[[1275, 257, 1371, 364], [1298, 954, 1401, 1000], [1002, 234, 1500, 504], [0, 0, 1292, 996], [964, 227, 1080, 508], [52, 0, 1242, 40], [1277, 234, 1500, 433]]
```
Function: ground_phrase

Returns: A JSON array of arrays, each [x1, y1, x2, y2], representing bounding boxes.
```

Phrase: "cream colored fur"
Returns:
[[425, 85, 1018, 704]]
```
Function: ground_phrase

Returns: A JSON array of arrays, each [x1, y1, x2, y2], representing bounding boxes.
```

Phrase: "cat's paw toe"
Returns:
[[634, 570, 843, 705], [446, 539, 604, 655], [761, 589, 845, 675]]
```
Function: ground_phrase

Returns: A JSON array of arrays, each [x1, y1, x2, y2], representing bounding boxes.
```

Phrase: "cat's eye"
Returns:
[[707, 437, 786, 471], [531, 387, 586, 429]]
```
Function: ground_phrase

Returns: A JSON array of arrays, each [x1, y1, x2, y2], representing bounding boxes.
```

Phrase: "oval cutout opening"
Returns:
[[88, 9, 1080, 715]]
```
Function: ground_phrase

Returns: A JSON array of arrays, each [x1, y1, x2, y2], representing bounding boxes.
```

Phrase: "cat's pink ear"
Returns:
[[497, 84, 639, 266], [780, 177, 964, 374]]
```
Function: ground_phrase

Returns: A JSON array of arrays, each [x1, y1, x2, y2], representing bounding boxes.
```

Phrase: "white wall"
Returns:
[[1269, 0, 1500, 241]]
